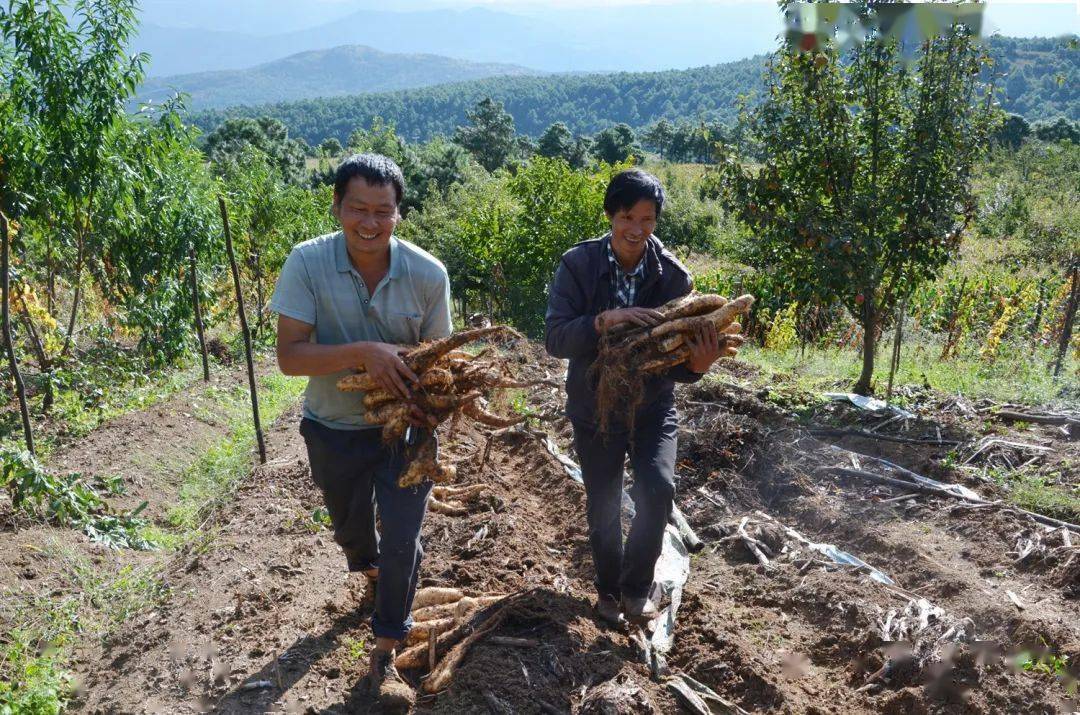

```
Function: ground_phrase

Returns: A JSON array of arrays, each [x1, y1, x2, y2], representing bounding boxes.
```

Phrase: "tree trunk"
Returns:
[[46, 230, 55, 315], [189, 243, 210, 382], [59, 217, 86, 359], [886, 299, 906, 399], [854, 298, 877, 396], [1052, 265, 1079, 377], [1029, 279, 1047, 337], [2, 213, 35, 455], [220, 197, 266, 464], [250, 239, 265, 339]]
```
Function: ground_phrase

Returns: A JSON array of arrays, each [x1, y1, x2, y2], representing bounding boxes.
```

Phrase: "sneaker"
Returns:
[[367, 648, 415, 712], [595, 595, 628, 630], [621, 595, 659, 625]]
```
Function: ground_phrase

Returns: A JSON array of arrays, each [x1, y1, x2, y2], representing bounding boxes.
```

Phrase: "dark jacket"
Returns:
[[544, 235, 703, 428]]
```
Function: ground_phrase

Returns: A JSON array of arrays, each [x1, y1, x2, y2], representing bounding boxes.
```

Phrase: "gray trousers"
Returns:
[[299, 418, 432, 641], [572, 407, 678, 601]]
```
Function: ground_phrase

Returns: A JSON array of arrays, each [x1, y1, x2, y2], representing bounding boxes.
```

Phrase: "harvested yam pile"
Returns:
[[593, 292, 755, 430], [337, 326, 550, 487], [395, 586, 508, 693]]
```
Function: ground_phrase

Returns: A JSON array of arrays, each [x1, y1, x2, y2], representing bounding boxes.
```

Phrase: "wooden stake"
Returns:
[[219, 197, 266, 464], [1, 213, 34, 455], [189, 243, 210, 382]]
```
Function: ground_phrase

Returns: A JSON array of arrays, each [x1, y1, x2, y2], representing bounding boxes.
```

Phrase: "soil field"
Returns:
[[2, 345, 1077, 714]]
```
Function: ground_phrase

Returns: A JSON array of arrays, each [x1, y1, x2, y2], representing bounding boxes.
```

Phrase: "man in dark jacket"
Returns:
[[545, 169, 723, 627]]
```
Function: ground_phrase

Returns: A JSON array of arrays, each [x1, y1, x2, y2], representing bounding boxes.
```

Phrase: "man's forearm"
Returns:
[[277, 341, 364, 377]]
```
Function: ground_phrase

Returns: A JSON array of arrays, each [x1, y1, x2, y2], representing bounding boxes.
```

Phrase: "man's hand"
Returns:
[[595, 307, 665, 332], [355, 342, 419, 400], [685, 322, 722, 374]]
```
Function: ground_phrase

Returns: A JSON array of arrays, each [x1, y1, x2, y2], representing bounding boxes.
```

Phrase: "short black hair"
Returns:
[[333, 153, 405, 206], [603, 169, 665, 216]]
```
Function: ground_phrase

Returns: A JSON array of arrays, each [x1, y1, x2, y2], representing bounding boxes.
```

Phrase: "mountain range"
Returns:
[[138, 46, 537, 110], [133, 4, 784, 77], [186, 35, 1078, 147]]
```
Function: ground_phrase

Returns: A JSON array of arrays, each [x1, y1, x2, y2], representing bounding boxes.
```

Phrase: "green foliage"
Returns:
[[715, 24, 997, 393], [188, 36, 1073, 148], [642, 119, 727, 163], [537, 122, 575, 163], [319, 137, 343, 156], [0, 448, 155, 550], [1032, 117, 1080, 144], [400, 157, 619, 336], [0, 632, 70, 715], [991, 113, 1030, 150], [654, 167, 737, 255], [453, 97, 518, 172], [592, 123, 642, 165], [190, 57, 768, 145], [204, 116, 308, 185]]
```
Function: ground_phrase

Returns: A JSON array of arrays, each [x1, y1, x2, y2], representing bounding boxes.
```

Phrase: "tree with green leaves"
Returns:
[[1032, 116, 1079, 144], [538, 122, 575, 162], [592, 123, 642, 165], [642, 119, 674, 160], [716, 20, 996, 395], [1, 0, 147, 362], [204, 116, 308, 184], [993, 113, 1030, 149], [453, 97, 517, 172], [319, 137, 343, 156]]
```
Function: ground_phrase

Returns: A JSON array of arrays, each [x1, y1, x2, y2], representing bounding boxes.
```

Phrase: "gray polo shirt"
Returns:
[[269, 231, 452, 430]]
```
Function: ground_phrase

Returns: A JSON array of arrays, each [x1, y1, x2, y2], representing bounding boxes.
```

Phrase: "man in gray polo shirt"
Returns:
[[271, 153, 451, 709]]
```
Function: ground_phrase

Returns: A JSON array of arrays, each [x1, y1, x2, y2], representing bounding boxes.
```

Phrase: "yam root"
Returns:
[[462, 400, 526, 429], [396, 624, 461, 670], [428, 497, 469, 516], [403, 617, 456, 647], [604, 293, 726, 339], [432, 484, 488, 501], [422, 608, 507, 693], [620, 295, 754, 351], [413, 587, 464, 610], [337, 324, 538, 484], [592, 293, 755, 433], [411, 595, 505, 623]]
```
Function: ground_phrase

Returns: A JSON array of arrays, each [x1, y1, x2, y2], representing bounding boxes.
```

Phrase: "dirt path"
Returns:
[[10, 351, 1076, 713]]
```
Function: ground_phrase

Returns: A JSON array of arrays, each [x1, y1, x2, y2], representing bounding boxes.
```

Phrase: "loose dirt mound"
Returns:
[[59, 350, 1079, 713]]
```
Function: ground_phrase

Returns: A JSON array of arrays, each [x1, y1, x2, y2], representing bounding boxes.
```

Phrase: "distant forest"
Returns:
[[189, 36, 1078, 145]]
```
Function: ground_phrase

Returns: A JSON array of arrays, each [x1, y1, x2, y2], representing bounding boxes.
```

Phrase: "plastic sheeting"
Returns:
[[539, 434, 692, 659], [824, 392, 915, 419]]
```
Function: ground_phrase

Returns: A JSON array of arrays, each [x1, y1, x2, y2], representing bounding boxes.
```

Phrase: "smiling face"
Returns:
[[332, 176, 400, 260], [606, 198, 657, 267]]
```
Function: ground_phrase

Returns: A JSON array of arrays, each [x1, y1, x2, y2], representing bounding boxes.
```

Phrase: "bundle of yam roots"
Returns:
[[394, 586, 508, 693], [593, 292, 755, 431], [337, 326, 549, 488]]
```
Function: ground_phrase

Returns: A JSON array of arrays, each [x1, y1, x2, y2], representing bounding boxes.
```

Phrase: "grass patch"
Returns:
[[165, 373, 305, 533], [991, 469, 1080, 523], [738, 338, 1077, 408], [1, 364, 305, 711], [1, 361, 206, 459], [0, 544, 171, 714]]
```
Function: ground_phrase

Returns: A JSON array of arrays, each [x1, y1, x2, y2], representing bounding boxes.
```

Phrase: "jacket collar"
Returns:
[[597, 233, 664, 282]]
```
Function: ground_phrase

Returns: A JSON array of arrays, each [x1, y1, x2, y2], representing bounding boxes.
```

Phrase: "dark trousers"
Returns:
[[572, 407, 678, 601], [299, 418, 433, 641]]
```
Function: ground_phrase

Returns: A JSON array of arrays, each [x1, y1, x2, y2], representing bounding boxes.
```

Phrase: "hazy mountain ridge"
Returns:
[[138, 45, 538, 110], [135, 4, 782, 77], [186, 35, 1077, 146]]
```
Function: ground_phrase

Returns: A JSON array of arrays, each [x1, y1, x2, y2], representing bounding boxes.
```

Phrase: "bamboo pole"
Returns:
[[219, 197, 265, 464], [1, 213, 35, 455], [188, 242, 210, 382]]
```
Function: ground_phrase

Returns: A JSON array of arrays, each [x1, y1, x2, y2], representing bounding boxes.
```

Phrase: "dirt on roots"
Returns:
[[3, 347, 1078, 714]]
